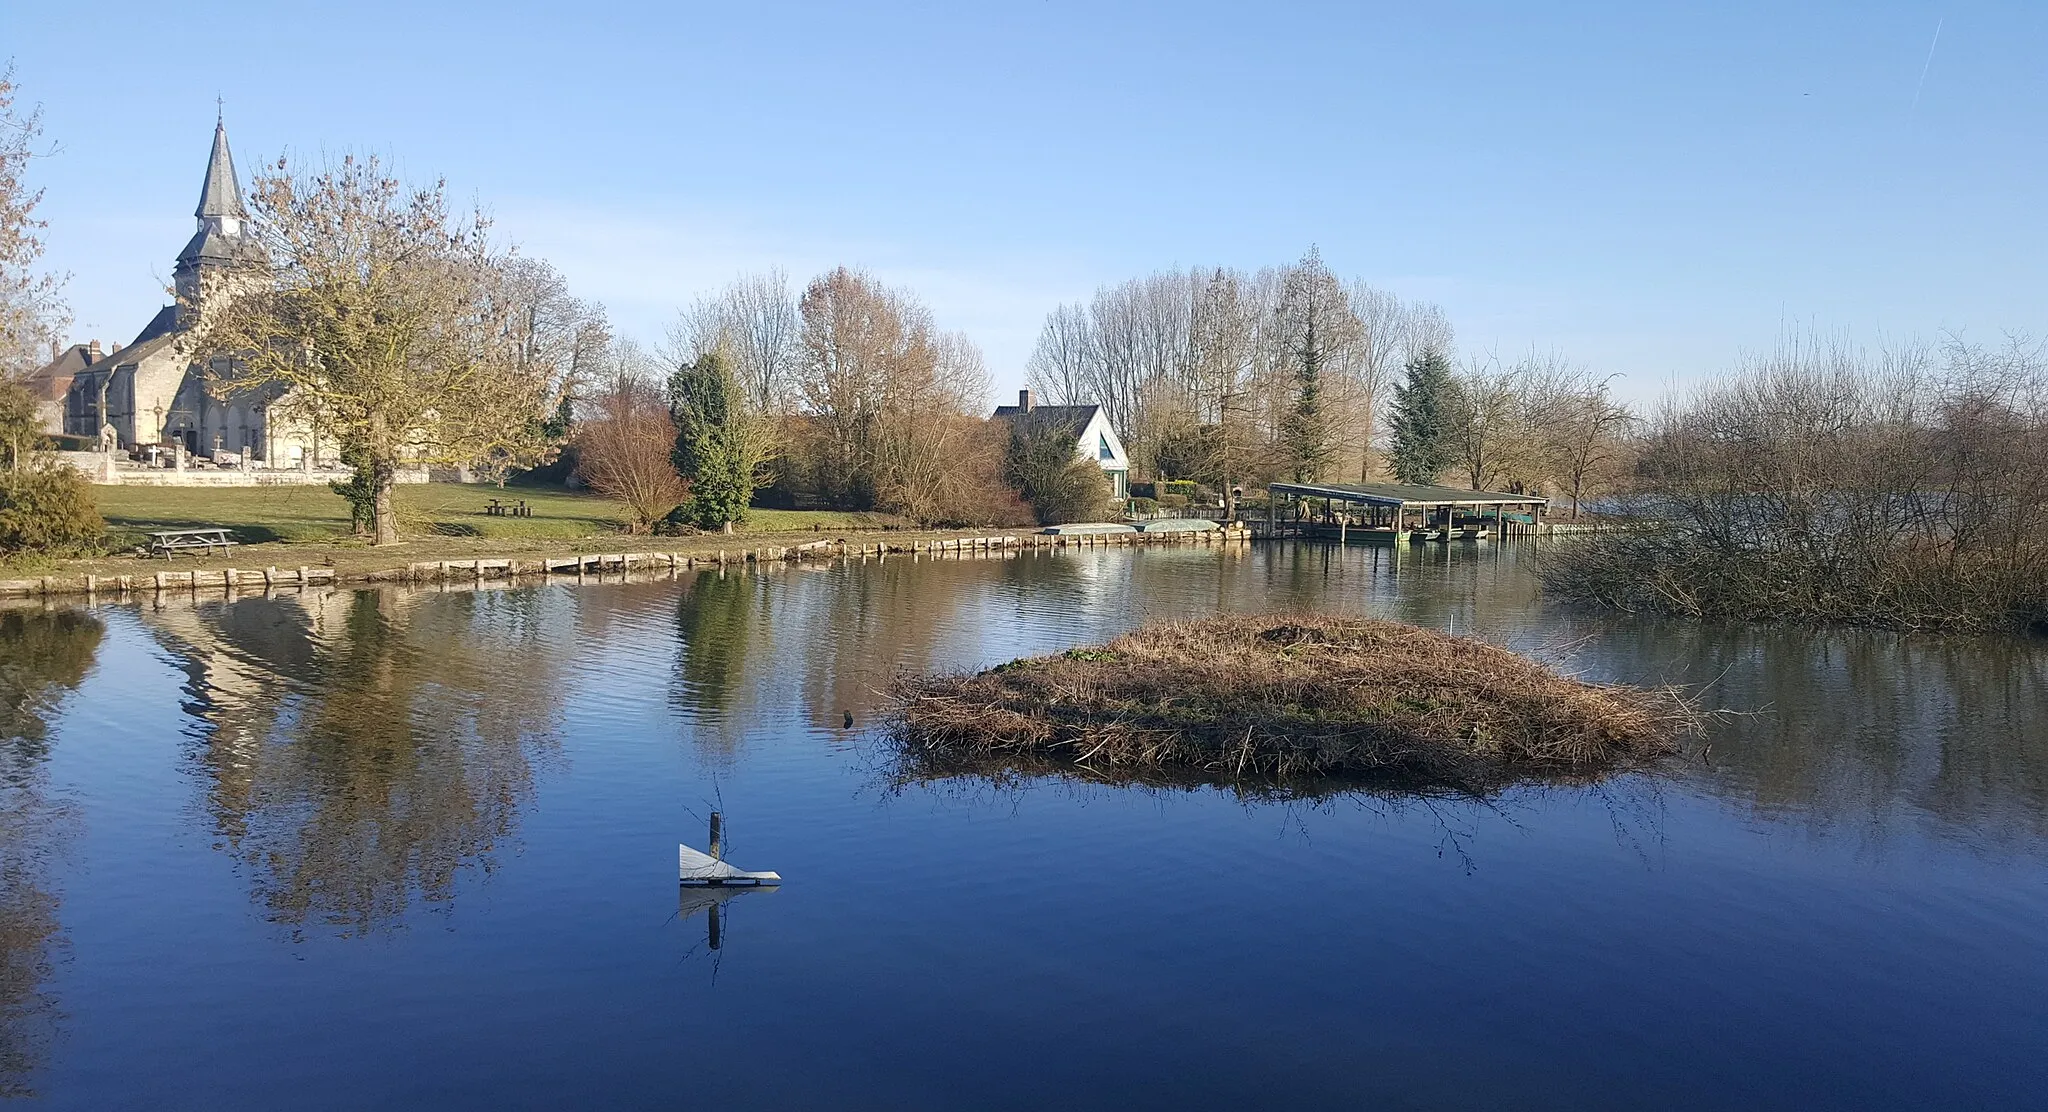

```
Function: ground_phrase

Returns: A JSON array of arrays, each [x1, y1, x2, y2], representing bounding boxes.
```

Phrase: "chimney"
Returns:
[[111, 341, 122, 354], [88, 339, 103, 359], [50, 340, 60, 362], [1019, 389, 1034, 413]]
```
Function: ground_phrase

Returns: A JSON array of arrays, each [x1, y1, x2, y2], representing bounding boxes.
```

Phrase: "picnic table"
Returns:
[[147, 528, 240, 559], [485, 498, 532, 518]]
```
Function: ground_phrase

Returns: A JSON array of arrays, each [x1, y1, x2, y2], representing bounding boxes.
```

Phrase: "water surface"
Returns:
[[2, 542, 2044, 1109]]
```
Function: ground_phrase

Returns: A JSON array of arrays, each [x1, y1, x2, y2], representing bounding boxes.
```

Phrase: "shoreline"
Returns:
[[0, 525, 1251, 601]]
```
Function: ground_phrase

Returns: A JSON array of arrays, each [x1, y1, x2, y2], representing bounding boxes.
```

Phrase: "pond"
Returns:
[[2, 542, 2044, 1109]]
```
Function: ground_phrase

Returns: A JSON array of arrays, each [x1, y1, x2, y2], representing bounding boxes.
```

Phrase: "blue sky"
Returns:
[[9, 1, 2044, 401]]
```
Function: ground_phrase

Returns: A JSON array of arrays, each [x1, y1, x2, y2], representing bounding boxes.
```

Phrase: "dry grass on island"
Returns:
[[890, 614, 1696, 793]]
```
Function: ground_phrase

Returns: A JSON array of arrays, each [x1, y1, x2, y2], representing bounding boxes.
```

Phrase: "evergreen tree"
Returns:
[[1387, 347, 1459, 485], [1277, 247, 1354, 483], [668, 350, 773, 532], [1287, 309, 1327, 482]]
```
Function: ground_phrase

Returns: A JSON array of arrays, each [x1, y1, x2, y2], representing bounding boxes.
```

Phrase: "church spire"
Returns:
[[194, 116, 250, 223], [175, 114, 263, 326]]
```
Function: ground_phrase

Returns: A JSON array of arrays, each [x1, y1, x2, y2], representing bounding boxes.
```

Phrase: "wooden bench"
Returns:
[[147, 528, 240, 559]]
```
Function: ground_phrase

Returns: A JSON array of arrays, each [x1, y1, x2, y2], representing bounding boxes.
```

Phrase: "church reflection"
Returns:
[[138, 588, 569, 937]]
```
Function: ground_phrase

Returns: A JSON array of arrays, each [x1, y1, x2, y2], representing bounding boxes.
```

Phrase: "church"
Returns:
[[62, 120, 330, 468]]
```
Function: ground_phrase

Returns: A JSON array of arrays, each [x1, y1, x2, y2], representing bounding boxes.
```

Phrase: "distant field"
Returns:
[[91, 484, 900, 546]]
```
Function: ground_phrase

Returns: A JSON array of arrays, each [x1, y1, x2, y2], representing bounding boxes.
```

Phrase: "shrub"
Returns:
[[1160, 479, 1198, 499], [575, 373, 688, 533], [1544, 336, 2048, 633], [1158, 493, 1189, 510], [0, 463, 107, 557], [879, 416, 1035, 528], [1128, 496, 1159, 515], [1005, 423, 1113, 525]]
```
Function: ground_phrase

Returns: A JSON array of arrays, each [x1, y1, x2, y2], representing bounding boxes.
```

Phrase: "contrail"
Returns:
[[1910, 17, 1944, 116]]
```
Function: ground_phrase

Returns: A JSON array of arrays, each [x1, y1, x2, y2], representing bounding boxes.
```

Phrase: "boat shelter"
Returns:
[[1263, 481, 1549, 542]]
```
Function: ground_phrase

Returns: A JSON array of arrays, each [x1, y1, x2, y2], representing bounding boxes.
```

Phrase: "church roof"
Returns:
[[177, 224, 265, 268], [196, 119, 250, 221], [132, 305, 179, 346], [94, 330, 179, 371]]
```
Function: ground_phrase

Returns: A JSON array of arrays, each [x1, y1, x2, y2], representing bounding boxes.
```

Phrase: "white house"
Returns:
[[991, 389, 1130, 500]]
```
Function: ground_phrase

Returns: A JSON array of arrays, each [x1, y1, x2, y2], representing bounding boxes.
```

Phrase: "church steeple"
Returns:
[[194, 115, 250, 228], [174, 114, 263, 326]]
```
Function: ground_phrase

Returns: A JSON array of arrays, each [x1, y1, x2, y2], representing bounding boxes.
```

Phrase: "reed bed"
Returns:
[[890, 613, 1694, 792]]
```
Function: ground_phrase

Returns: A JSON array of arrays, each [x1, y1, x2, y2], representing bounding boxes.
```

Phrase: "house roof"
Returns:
[[26, 344, 95, 399], [990, 403, 1103, 440], [1269, 480, 1548, 508]]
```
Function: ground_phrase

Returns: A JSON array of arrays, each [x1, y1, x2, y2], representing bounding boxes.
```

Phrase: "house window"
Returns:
[[1098, 433, 1114, 461]]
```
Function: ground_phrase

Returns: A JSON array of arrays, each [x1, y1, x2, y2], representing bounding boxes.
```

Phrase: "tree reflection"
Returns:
[[672, 569, 765, 738], [145, 590, 565, 937], [0, 611, 102, 779], [0, 609, 103, 1098], [1571, 619, 2048, 854]]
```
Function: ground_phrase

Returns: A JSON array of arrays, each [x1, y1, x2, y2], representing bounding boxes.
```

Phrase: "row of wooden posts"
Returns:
[[0, 527, 1250, 599], [0, 566, 340, 599]]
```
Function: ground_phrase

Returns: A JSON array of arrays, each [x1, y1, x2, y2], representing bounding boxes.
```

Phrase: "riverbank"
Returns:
[[891, 613, 1695, 793], [0, 523, 1251, 599]]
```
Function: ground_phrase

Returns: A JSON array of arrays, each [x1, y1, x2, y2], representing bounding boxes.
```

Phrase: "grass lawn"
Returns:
[[0, 483, 921, 580], [92, 484, 898, 546]]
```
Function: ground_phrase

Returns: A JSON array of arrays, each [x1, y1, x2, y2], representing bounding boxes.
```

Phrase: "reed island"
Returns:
[[892, 613, 1694, 793]]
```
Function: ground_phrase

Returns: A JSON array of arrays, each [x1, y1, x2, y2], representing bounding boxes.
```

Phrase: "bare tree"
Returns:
[[1023, 302, 1093, 405], [1188, 268, 1258, 517], [0, 67, 67, 383], [1402, 303, 1455, 366], [1346, 281, 1409, 480], [490, 256, 608, 481], [1539, 369, 1634, 519], [1025, 260, 1460, 489], [1446, 354, 1529, 491], [674, 269, 800, 413], [873, 328, 990, 521], [789, 267, 986, 514]]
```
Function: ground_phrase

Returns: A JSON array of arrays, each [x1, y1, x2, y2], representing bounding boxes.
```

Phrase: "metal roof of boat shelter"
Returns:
[[1268, 481, 1548, 508]]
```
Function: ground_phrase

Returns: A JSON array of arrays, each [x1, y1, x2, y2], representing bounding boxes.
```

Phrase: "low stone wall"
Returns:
[[0, 526, 1253, 600], [85, 464, 431, 487]]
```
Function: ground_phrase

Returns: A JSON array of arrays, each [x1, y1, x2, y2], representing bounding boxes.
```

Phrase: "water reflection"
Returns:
[[139, 589, 568, 937], [651, 544, 2048, 858], [0, 610, 103, 1098], [1591, 620, 2048, 854], [0, 547, 2045, 1106], [675, 885, 773, 960], [672, 569, 773, 756]]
